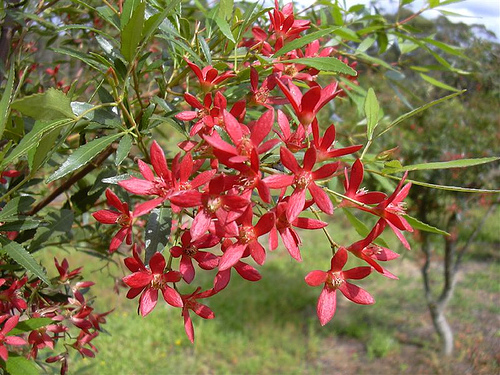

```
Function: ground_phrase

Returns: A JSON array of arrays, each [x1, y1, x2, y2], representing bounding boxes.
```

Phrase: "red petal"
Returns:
[[180, 256, 195, 283], [138, 159, 155, 181], [309, 183, 333, 215], [123, 271, 152, 288], [105, 189, 125, 212], [293, 217, 327, 229], [162, 286, 183, 307], [338, 282, 374, 305], [184, 92, 203, 109], [312, 162, 339, 180], [286, 189, 306, 222], [348, 159, 364, 194], [223, 110, 242, 145], [280, 147, 301, 174], [149, 252, 166, 274], [301, 87, 321, 119], [190, 209, 212, 240], [262, 174, 294, 189], [303, 147, 317, 172], [331, 247, 348, 272], [234, 262, 261, 281], [281, 227, 302, 261], [204, 134, 237, 155], [321, 124, 336, 150], [254, 212, 275, 236], [251, 109, 274, 146], [248, 240, 266, 265], [183, 310, 195, 343], [218, 243, 246, 271], [317, 287, 337, 326], [176, 111, 198, 121], [93, 210, 120, 224], [139, 288, 158, 316], [150, 141, 171, 180], [169, 190, 203, 207], [132, 198, 164, 217], [305, 270, 327, 286], [119, 178, 154, 195], [342, 266, 372, 280], [276, 79, 300, 114]]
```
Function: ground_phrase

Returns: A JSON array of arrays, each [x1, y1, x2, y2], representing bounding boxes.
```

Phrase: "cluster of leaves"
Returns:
[[0, 0, 498, 372]]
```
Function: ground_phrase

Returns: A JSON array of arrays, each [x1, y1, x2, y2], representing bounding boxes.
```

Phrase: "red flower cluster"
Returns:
[[90, 0, 413, 340]]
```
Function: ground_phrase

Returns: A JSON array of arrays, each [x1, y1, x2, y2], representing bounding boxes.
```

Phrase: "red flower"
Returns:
[[213, 239, 261, 293], [54, 258, 82, 282], [269, 200, 328, 261], [276, 80, 342, 126], [339, 159, 387, 207], [170, 232, 219, 283], [305, 248, 374, 325], [346, 222, 400, 279], [204, 109, 278, 166], [92, 189, 160, 252], [0, 315, 26, 361], [0, 277, 28, 312], [181, 288, 215, 343], [218, 207, 275, 271], [249, 67, 287, 107], [275, 109, 307, 152], [311, 121, 363, 162], [185, 58, 235, 93], [263, 147, 338, 221], [123, 249, 183, 316]]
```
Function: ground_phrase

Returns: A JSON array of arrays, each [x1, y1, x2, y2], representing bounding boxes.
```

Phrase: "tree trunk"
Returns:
[[429, 302, 454, 355]]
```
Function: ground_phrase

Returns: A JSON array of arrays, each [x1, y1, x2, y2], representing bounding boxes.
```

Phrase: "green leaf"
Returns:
[[115, 134, 132, 166], [357, 36, 376, 52], [141, 0, 183, 44], [0, 65, 15, 140], [273, 27, 338, 57], [376, 90, 465, 138], [0, 237, 50, 285], [0, 219, 40, 231], [121, 1, 145, 62], [5, 354, 39, 375], [278, 57, 357, 76], [47, 133, 123, 183], [333, 27, 361, 42], [331, 4, 343, 25], [364, 88, 379, 140], [1, 119, 73, 169], [403, 215, 449, 236], [429, 0, 440, 8], [71, 102, 122, 129], [8, 317, 53, 335], [27, 122, 61, 173], [218, 0, 234, 20], [383, 157, 500, 173], [214, 16, 235, 43], [50, 47, 107, 72], [0, 196, 35, 221], [11, 88, 75, 121], [342, 209, 389, 248], [29, 210, 74, 251], [420, 73, 460, 92], [144, 207, 172, 264], [199, 36, 212, 65], [423, 38, 465, 57], [121, 0, 141, 29]]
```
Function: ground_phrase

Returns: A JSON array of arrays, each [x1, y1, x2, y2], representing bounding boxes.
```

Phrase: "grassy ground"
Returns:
[[38, 214, 499, 375]]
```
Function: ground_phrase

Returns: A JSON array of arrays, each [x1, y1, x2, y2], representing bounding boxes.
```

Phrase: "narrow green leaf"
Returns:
[[47, 133, 123, 183], [141, 0, 183, 44], [357, 36, 376, 52], [121, 1, 146, 62], [27, 123, 61, 173], [50, 47, 106, 71], [423, 38, 465, 57], [0, 237, 50, 285], [331, 4, 343, 25], [420, 73, 460, 92], [278, 57, 357, 76], [214, 16, 236, 43], [218, 0, 234, 20], [144, 207, 172, 264], [29, 210, 74, 251], [376, 90, 465, 137], [0, 65, 15, 140], [11, 88, 75, 121], [1, 119, 73, 169], [384, 157, 499, 173], [8, 317, 53, 335], [5, 354, 39, 375], [0, 196, 35, 221], [334, 27, 361, 42], [199, 36, 212, 65], [273, 27, 338, 57], [342, 209, 390, 248], [403, 215, 450, 236], [429, 0, 440, 8], [115, 134, 132, 166], [0, 219, 40, 231], [364, 88, 379, 140], [121, 0, 141, 29]]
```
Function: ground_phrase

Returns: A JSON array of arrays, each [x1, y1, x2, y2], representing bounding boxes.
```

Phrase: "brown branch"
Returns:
[[26, 144, 117, 216]]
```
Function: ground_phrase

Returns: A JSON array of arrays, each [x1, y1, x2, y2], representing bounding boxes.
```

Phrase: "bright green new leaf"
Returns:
[[364, 88, 379, 140], [121, 1, 146, 62], [273, 27, 338, 57], [11, 88, 75, 121], [0, 237, 50, 285], [420, 73, 461, 92], [403, 215, 450, 236], [279, 57, 357, 76], [47, 133, 123, 183]]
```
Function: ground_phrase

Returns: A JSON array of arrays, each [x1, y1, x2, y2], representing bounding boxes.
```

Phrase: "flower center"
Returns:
[[151, 273, 165, 290], [206, 197, 222, 213], [326, 273, 343, 288], [295, 172, 312, 190], [116, 214, 131, 227], [185, 245, 198, 257], [237, 137, 254, 158], [239, 226, 256, 244]]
